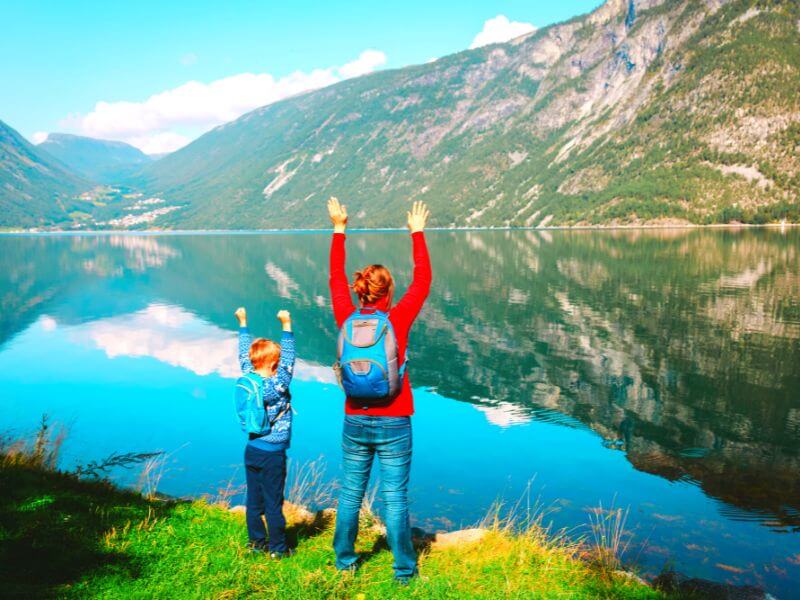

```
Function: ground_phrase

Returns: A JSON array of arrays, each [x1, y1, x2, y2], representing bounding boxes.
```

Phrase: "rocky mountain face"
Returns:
[[39, 133, 153, 184], [0, 121, 91, 228], [133, 0, 799, 230]]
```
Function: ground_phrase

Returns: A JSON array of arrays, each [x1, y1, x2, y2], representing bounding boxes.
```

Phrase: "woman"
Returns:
[[327, 197, 431, 584]]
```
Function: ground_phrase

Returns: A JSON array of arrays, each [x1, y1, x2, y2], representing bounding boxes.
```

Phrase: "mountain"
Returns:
[[131, 0, 800, 230], [38, 133, 153, 183], [0, 120, 91, 228]]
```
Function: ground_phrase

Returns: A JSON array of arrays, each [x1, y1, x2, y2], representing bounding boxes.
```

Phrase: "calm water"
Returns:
[[1, 229, 799, 596]]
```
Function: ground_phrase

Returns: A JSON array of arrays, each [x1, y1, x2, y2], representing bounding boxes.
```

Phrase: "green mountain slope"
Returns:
[[0, 121, 92, 228], [39, 133, 153, 183], [132, 0, 799, 229]]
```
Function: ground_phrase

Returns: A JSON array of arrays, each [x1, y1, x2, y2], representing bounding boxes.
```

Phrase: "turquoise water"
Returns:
[[1, 229, 798, 595]]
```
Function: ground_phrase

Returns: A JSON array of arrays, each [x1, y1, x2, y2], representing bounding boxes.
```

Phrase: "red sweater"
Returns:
[[329, 231, 432, 416]]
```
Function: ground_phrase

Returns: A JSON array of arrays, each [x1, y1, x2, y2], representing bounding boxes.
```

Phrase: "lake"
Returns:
[[1, 229, 798, 596]]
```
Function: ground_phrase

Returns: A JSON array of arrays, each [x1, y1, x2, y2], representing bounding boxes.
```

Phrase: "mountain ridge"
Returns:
[[39, 133, 153, 183], [128, 0, 798, 230], [0, 120, 92, 228]]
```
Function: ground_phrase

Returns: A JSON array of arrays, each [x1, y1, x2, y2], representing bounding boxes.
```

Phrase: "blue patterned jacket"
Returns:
[[237, 328, 295, 450]]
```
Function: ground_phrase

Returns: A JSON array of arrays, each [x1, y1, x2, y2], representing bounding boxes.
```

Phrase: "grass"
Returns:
[[0, 427, 676, 599]]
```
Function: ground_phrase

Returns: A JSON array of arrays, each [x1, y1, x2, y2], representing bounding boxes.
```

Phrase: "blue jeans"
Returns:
[[333, 415, 417, 579], [244, 445, 288, 553]]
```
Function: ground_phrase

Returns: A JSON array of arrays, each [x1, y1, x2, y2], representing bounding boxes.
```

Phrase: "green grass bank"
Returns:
[[0, 453, 680, 599]]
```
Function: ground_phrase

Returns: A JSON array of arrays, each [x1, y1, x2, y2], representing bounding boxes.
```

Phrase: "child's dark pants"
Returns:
[[244, 445, 288, 553]]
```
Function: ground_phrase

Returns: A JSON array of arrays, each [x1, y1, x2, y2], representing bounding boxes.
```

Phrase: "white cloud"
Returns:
[[126, 132, 192, 156], [470, 15, 536, 49], [39, 315, 58, 331], [56, 50, 387, 155], [31, 131, 49, 144], [338, 49, 387, 78]]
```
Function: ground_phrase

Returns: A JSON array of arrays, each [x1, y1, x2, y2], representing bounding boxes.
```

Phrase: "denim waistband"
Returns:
[[344, 415, 410, 427]]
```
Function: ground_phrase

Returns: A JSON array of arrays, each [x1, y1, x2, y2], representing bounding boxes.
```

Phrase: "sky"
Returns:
[[1, 0, 602, 154]]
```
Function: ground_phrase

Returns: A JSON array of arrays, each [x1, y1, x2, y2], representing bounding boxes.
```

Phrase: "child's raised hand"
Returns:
[[277, 310, 292, 332], [235, 307, 247, 327]]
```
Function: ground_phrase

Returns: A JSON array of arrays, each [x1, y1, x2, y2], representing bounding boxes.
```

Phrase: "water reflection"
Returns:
[[56, 303, 336, 383], [1, 229, 798, 536]]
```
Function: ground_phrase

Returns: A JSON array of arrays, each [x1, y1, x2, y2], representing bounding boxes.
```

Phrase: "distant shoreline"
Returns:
[[0, 222, 796, 236]]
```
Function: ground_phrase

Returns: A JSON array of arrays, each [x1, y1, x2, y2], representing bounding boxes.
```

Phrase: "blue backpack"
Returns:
[[235, 373, 268, 435], [234, 373, 291, 436], [335, 308, 406, 405]]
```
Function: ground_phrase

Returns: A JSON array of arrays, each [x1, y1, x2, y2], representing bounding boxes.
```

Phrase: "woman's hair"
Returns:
[[353, 264, 394, 306], [250, 338, 281, 372]]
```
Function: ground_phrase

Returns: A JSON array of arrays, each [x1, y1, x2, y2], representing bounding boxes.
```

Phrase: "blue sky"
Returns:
[[1, 0, 601, 153]]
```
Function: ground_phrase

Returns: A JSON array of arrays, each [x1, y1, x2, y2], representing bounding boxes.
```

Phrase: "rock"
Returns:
[[432, 528, 489, 549], [283, 502, 315, 525], [228, 505, 246, 514], [653, 571, 773, 600], [613, 570, 648, 586]]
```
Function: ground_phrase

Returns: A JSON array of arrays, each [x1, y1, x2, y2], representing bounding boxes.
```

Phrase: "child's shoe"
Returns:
[[247, 539, 268, 553]]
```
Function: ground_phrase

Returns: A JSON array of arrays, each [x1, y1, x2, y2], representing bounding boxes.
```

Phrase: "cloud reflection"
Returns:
[[72, 304, 336, 383], [473, 400, 532, 427]]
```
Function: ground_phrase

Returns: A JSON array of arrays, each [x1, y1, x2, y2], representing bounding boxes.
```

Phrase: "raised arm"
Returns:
[[328, 197, 355, 327], [235, 307, 254, 374], [392, 202, 432, 322], [274, 310, 296, 393]]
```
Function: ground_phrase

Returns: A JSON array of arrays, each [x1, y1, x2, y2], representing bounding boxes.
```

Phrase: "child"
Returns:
[[234, 307, 295, 558]]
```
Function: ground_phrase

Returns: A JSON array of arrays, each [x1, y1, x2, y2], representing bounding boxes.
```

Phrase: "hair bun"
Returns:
[[352, 265, 394, 305], [352, 271, 368, 296]]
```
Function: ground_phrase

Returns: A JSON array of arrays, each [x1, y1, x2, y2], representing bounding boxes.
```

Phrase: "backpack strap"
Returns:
[[236, 374, 260, 397], [242, 373, 263, 400], [268, 403, 292, 427]]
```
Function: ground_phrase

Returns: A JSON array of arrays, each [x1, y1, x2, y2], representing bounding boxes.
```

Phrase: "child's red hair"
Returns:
[[250, 338, 280, 372]]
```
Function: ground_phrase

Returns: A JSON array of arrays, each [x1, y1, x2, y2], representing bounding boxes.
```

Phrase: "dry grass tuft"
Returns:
[[137, 453, 169, 499], [286, 457, 334, 510], [585, 498, 633, 573], [210, 467, 247, 508], [2, 415, 67, 470]]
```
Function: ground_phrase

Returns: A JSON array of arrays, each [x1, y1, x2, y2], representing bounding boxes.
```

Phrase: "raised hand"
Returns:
[[234, 307, 247, 327], [328, 197, 348, 233], [277, 309, 292, 332], [407, 201, 430, 233]]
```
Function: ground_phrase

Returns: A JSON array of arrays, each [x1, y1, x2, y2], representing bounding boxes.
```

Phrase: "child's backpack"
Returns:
[[335, 308, 406, 405], [235, 373, 292, 437], [235, 373, 268, 435]]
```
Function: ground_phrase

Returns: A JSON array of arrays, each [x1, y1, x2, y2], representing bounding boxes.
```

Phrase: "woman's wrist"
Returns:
[[333, 225, 346, 234]]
